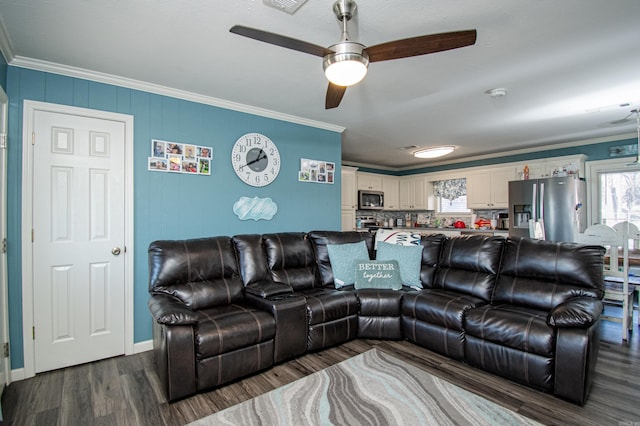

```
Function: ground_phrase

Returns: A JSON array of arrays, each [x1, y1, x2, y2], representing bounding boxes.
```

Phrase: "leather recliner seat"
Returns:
[[148, 231, 604, 405]]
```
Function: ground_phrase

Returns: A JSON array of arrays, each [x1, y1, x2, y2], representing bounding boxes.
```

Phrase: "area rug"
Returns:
[[188, 348, 541, 426]]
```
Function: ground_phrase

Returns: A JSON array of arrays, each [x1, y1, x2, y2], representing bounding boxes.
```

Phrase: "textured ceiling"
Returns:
[[1, 0, 639, 169]]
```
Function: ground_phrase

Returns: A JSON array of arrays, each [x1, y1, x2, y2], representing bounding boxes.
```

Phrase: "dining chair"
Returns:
[[576, 224, 632, 341], [613, 221, 640, 327]]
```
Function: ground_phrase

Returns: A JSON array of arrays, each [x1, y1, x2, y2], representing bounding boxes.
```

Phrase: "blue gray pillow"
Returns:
[[354, 259, 402, 290], [327, 240, 370, 288], [376, 241, 424, 288]]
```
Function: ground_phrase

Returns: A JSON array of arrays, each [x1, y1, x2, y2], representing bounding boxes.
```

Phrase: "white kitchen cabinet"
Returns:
[[342, 167, 357, 210], [382, 176, 400, 210], [466, 167, 515, 209], [341, 167, 358, 231], [357, 172, 383, 191], [542, 155, 586, 178], [400, 176, 432, 210], [514, 155, 586, 179], [341, 208, 356, 231]]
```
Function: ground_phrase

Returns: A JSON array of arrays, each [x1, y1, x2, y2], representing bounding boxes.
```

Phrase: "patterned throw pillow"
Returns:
[[354, 259, 402, 290], [327, 241, 370, 288], [375, 229, 422, 250], [376, 241, 424, 288]]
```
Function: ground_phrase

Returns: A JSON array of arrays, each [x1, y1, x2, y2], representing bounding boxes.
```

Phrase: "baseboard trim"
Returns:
[[9, 341, 152, 383], [10, 367, 24, 382], [134, 340, 153, 354]]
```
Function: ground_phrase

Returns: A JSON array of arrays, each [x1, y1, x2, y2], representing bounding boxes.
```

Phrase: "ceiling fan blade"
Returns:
[[326, 83, 347, 109], [230, 25, 329, 57], [365, 29, 477, 63]]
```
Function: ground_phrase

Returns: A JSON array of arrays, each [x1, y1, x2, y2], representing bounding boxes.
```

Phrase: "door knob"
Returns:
[[111, 247, 121, 256]]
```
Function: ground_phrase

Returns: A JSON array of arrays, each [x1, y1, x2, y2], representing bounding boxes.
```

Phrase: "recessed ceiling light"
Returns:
[[485, 88, 507, 98], [414, 146, 455, 159]]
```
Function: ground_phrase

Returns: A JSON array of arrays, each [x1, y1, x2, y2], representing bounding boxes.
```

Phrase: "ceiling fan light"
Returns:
[[414, 146, 455, 159], [323, 52, 368, 86]]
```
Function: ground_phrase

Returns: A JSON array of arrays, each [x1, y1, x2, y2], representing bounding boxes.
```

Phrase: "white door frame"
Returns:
[[0, 87, 10, 389], [21, 100, 134, 379]]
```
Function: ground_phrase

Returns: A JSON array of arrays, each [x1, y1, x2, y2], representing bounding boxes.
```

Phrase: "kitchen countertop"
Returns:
[[389, 227, 509, 235], [356, 227, 509, 235]]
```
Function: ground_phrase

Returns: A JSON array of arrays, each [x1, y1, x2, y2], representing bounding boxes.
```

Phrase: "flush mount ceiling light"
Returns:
[[414, 146, 455, 159]]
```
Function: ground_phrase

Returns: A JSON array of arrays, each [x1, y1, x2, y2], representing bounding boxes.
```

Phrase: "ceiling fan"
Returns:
[[230, 0, 477, 109]]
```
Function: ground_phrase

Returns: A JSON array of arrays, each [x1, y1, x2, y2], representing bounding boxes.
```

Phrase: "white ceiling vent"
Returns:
[[263, 0, 309, 14]]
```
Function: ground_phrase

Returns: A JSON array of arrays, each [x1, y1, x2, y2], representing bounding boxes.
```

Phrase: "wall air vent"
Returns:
[[263, 0, 309, 14]]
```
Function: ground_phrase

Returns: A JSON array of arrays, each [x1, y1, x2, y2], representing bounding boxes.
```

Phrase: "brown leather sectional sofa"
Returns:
[[147, 231, 605, 404]]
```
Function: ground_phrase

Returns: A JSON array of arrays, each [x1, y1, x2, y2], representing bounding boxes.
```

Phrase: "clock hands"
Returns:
[[245, 149, 267, 168]]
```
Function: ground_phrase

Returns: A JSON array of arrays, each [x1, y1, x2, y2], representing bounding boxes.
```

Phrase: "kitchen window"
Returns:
[[433, 178, 471, 214], [587, 158, 640, 230], [599, 170, 640, 226]]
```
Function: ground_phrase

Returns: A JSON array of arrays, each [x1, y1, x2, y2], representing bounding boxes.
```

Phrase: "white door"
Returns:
[[31, 109, 126, 373]]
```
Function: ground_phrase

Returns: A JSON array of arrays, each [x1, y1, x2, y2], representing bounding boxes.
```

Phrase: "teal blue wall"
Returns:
[[6, 66, 342, 368]]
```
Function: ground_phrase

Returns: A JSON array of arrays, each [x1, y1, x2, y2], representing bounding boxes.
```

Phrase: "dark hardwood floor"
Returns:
[[3, 307, 640, 425]]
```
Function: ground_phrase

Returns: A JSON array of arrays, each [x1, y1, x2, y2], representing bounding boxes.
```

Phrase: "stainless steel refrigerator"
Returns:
[[508, 176, 587, 242]]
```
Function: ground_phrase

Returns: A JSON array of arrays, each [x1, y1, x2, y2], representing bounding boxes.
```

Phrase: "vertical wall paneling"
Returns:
[[6, 66, 342, 369]]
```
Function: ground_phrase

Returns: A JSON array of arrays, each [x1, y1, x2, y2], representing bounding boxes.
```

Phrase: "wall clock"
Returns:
[[231, 133, 281, 187]]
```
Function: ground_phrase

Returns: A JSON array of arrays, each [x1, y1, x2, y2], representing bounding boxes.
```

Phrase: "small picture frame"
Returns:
[[148, 157, 168, 171]]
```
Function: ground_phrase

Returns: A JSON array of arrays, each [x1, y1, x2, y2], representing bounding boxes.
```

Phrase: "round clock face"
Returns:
[[231, 133, 281, 187]]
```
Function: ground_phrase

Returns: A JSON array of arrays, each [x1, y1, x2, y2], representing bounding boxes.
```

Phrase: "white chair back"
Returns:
[[577, 223, 634, 340]]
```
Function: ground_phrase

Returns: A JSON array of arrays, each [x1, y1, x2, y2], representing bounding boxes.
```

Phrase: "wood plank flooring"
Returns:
[[3, 309, 640, 425]]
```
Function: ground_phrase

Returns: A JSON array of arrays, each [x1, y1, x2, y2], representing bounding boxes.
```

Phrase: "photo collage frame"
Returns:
[[298, 158, 334, 184], [148, 139, 212, 175]]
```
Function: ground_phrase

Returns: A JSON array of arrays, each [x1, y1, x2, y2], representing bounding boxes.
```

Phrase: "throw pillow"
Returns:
[[375, 229, 421, 250], [327, 241, 370, 288], [376, 241, 424, 288], [354, 259, 402, 290]]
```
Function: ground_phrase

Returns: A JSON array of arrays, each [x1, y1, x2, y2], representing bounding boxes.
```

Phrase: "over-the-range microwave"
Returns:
[[358, 190, 384, 210]]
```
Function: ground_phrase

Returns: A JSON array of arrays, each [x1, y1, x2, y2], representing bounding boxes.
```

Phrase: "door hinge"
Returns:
[[32, 326, 35, 340], [2, 342, 8, 358], [0, 133, 6, 149], [32, 131, 35, 145], [1, 238, 5, 254], [31, 229, 34, 243]]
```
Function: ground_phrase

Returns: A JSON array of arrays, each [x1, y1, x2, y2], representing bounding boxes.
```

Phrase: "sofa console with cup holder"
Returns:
[[147, 231, 605, 404]]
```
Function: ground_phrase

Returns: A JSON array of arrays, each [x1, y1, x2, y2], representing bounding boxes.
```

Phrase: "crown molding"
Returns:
[[8, 56, 346, 134], [0, 15, 15, 64]]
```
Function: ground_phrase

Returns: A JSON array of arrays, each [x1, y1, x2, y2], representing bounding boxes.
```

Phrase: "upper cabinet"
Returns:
[[341, 167, 358, 210], [466, 167, 516, 209], [400, 176, 433, 210], [382, 176, 400, 210], [357, 172, 383, 191], [514, 155, 586, 179]]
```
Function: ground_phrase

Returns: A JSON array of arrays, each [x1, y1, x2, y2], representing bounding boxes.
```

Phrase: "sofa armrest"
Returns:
[[547, 297, 603, 328], [148, 294, 198, 325], [245, 280, 293, 299]]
